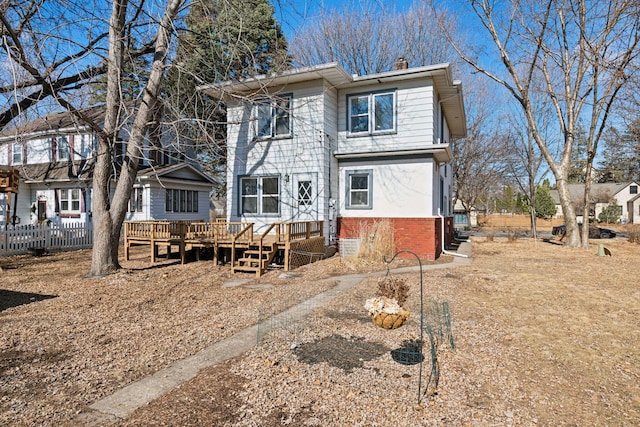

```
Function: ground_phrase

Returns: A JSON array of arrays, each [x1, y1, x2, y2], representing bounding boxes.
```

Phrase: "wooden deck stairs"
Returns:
[[232, 242, 277, 276]]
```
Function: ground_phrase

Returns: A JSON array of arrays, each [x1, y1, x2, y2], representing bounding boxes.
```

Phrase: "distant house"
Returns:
[[0, 106, 217, 227], [199, 61, 466, 259], [453, 199, 481, 229], [549, 182, 640, 224]]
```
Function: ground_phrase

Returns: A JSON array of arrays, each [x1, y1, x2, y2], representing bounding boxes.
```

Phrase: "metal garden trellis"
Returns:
[[383, 249, 454, 404]]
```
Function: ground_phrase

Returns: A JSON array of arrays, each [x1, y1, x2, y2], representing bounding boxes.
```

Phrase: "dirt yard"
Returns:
[[1, 238, 639, 426]]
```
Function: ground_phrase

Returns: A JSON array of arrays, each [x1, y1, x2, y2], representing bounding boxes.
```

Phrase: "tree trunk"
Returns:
[[555, 178, 581, 247], [528, 176, 537, 239], [89, 137, 120, 276], [88, 0, 184, 277], [529, 205, 537, 239]]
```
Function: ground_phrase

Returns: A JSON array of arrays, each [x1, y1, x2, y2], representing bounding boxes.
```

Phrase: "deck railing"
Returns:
[[183, 221, 247, 240], [286, 220, 324, 241], [230, 223, 254, 268], [125, 220, 324, 243], [124, 221, 186, 240]]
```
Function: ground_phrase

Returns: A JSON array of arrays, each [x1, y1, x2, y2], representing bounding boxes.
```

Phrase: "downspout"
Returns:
[[438, 208, 468, 258]]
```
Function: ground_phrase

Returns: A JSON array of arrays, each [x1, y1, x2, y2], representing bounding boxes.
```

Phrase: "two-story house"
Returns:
[[0, 105, 217, 227], [200, 61, 466, 259], [550, 182, 640, 224]]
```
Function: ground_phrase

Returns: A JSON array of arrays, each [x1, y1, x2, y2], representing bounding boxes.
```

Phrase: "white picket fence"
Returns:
[[0, 223, 93, 256]]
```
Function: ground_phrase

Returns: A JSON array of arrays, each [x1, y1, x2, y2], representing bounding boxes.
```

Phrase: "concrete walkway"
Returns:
[[77, 243, 472, 426]]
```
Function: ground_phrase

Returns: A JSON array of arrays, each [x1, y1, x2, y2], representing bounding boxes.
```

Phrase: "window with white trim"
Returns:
[[165, 189, 199, 213], [57, 136, 70, 161], [240, 176, 280, 215], [346, 170, 373, 209], [348, 92, 396, 135], [78, 134, 96, 158], [129, 187, 143, 213], [12, 142, 23, 165], [60, 189, 81, 213], [255, 95, 291, 139]]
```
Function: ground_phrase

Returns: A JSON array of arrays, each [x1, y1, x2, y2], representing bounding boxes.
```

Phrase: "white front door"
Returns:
[[292, 172, 318, 221]]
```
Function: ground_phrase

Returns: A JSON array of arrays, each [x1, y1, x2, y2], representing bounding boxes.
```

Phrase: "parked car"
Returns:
[[552, 224, 616, 239]]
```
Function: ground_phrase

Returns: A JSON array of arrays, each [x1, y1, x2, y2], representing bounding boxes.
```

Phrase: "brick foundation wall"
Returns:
[[337, 217, 451, 260]]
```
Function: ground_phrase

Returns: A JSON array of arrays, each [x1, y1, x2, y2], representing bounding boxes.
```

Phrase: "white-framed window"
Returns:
[[346, 170, 373, 209], [348, 91, 396, 135], [78, 134, 96, 158], [165, 189, 199, 213], [60, 189, 81, 213], [12, 142, 23, 165], [255, 95, 292, 139], [128, 187, 143, 213], [56, 136, 70, 161], [240, 176, 280, 215]]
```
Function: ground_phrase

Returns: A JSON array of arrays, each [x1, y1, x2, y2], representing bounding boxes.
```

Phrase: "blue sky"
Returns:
[[272, 0, 416, 40]]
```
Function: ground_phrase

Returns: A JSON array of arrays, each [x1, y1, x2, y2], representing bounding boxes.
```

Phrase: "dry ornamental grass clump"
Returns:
[[376, 275, 408, 306], [356, 219, 395, 261]]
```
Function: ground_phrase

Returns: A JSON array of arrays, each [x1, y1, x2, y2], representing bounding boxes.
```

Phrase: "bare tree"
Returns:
[[88, 0, 184, 276], [2, 0, 184, 275], [433, 0, 640, 247], [453, 77, 507, 222], [0, 1, 154, 131], [290, 0, 458, 74], [502, 96, 557, 238]]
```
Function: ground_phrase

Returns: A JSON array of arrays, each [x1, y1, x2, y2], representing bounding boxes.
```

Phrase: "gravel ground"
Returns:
[[0, 246, 419, 426], [3, 238, 639, 426]]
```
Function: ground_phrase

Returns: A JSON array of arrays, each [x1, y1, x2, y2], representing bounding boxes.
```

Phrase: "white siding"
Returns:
[[226, 80, 331, 231], [337, 79, 436, 154], [27, 137, 52, 164], [338, 156, 437, 218], [0, 144, 7, 165], [148, 182, 211, 222]]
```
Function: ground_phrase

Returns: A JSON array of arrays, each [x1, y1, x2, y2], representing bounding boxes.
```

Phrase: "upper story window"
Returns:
[[12, 142, 23, 165], [56, 136, 70, 161], [78, 134, 96, 159], [348, 91, 396, 135], [630, 185, 638, 194], [255, 95, 292, 139]]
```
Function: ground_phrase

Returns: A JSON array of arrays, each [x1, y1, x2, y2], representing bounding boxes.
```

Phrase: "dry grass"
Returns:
[[2, 238, 639, 426], [123, 237, 640, 426], [627, 224, 640, 244], [454, 237, 640, 425], [355, 219, 395, 261]]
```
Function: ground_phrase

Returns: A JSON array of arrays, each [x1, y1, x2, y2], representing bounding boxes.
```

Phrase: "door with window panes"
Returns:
[[292, 173, 317, 221]]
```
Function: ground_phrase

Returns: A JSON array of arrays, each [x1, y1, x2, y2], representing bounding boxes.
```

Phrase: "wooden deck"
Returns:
[[123, 220, 325, 276]]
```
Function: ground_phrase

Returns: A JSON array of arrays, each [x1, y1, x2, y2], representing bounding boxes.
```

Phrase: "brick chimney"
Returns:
[[394, 57, 409, 70]]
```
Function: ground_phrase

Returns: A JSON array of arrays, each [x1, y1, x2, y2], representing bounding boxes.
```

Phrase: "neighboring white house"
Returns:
[[549, 182, 640, 224], [199, 61, 466, 259], [0, 106, 217, 227]]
